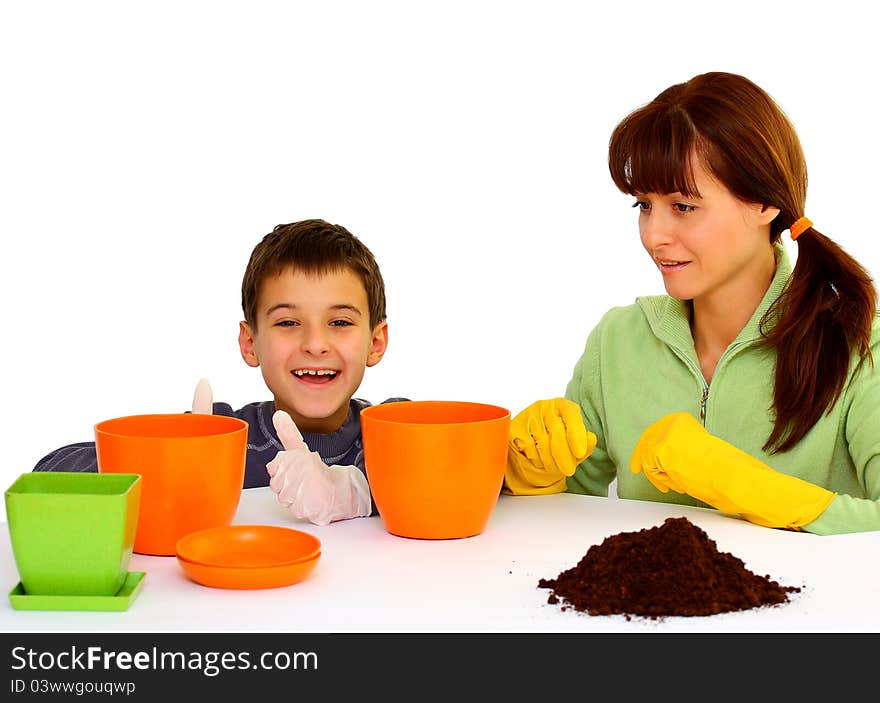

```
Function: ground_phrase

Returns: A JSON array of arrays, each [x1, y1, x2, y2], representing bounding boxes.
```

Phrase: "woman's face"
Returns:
[[633, 158, 779, 304]]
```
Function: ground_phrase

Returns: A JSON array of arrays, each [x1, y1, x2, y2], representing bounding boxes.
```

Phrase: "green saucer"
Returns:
[[9, 571, 145, 612]]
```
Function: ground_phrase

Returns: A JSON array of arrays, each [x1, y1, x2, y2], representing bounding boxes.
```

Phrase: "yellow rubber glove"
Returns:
[[503, 398, 597, 495], [630, 412, 836, 529]]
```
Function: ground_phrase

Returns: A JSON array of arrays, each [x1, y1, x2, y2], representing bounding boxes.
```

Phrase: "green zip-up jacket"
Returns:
[[564, 243, 880, 535]]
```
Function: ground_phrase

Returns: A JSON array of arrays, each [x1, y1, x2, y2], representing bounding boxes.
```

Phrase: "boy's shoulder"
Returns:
[[351, 397, 410, 413], [211, 400, 272, 422], [210, 401, 278, 443]]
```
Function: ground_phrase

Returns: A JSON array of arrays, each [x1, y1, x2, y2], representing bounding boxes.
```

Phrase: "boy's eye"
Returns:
[[275, 320, 298, 327], [330, 320, 353, 327]]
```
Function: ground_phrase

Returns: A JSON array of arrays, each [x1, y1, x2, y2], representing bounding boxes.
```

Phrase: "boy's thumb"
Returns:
[[192, 378, 213, 414], [273, 410, 306, 451]]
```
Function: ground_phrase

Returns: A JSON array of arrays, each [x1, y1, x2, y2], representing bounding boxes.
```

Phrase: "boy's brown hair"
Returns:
[[241, 219, 387, 330]]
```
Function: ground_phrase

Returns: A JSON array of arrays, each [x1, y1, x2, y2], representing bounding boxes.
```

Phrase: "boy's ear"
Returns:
[[238, 321, 260, 368], [366, 321, 389, 368]]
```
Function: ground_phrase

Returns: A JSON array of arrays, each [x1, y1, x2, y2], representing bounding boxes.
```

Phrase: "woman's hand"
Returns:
[[630, 412, 835, 529], [503, 398, 596, 495]]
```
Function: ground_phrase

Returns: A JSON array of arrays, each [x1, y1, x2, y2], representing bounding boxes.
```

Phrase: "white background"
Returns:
[[2, 1, 877, 519]]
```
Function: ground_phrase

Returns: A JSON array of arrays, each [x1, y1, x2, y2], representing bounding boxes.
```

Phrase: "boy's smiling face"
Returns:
[[238, 265, 388, 433]]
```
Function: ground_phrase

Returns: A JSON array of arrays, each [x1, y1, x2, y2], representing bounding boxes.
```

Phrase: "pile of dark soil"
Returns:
[[538, 517, 800, 619]]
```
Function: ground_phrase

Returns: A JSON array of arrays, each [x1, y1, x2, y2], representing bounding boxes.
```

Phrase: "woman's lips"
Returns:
[[657, 260, 691, 275]]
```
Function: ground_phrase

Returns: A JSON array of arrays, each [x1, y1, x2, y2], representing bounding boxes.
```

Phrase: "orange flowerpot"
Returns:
[[95, 414, 248, 556], [361, 400, 510, 539]]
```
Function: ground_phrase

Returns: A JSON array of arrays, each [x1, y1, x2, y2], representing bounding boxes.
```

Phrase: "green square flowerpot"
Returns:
[[5, 472, 141, 596]]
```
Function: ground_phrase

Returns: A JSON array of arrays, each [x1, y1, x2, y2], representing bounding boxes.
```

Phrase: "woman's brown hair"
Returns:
[[608, 71, 876, 452]]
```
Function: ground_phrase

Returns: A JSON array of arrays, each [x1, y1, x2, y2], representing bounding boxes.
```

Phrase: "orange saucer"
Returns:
[[176, 553, 320, 590], [175, 525, 321, 589]]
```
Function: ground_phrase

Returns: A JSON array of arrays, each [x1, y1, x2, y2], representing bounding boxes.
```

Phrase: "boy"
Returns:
[[34, 219, 407, 525]]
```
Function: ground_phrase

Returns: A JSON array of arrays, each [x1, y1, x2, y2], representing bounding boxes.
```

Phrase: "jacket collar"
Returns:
[[638, 241, 792, 354]]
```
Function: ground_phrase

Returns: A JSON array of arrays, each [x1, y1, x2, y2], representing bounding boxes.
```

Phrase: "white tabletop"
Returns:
[[2, 488, 878, 633]]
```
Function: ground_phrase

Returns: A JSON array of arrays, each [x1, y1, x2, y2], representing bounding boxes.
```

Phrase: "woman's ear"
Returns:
[[366, 321, 389, 367], [238, 321, 260, 368], [758, 204, 781, 226]]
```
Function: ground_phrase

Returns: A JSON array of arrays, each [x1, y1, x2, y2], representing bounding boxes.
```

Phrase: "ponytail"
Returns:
[[759, 226, 875, 452]]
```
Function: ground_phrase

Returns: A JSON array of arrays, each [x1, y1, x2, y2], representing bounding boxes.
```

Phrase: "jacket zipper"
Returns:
[[669, 349, 709, 426], [670, 341, 747, 427]]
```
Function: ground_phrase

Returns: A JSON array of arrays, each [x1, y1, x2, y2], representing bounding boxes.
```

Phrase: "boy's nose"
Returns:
[[301, 328, 330, 355]]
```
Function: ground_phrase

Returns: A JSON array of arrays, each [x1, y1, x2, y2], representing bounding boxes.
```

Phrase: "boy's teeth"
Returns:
[[294, 369, 337, 376]]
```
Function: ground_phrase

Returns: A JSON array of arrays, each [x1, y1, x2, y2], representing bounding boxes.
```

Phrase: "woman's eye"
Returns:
[[632, 200, 650, 211], [673, 203, 696, 213]]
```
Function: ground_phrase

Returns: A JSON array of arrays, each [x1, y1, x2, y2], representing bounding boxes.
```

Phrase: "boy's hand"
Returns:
[[266, 410, 371, 526], [191, 378, 213, 414], [503, 398, 597, 495]]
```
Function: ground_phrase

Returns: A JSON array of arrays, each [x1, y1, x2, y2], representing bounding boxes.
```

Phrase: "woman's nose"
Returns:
[[639, 211, 675, 252]]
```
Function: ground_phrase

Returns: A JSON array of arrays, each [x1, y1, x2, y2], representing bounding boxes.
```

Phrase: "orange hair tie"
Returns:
[[789, 216, 813, 241]]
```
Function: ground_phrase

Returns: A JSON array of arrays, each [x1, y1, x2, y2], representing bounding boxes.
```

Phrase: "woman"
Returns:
[[505, 71, 880, 535]]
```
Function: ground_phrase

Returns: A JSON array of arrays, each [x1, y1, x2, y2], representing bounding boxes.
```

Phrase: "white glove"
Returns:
[[191, 378, 213, 414], [266, 410, 372, 526]]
